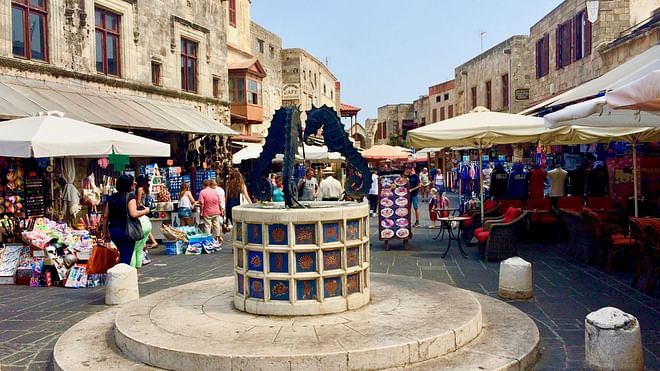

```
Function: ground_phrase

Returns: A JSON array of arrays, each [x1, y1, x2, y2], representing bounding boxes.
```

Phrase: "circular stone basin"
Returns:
[[113, 274, 483, 371], [232, 202, 370, 315]]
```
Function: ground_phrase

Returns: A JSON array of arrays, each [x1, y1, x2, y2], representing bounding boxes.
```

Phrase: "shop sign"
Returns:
[[515, 88, 530, 100], [283, 84, 299, 99]]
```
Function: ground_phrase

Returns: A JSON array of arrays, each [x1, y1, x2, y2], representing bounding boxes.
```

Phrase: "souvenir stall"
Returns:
[[0, 112, 169, 287]]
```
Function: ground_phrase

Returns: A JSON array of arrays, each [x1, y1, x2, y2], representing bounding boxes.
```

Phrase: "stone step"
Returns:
[[54, 274, 539, 371], [53, 306, 162, 371]]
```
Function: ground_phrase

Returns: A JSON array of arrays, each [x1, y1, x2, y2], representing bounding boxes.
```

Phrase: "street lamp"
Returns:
[[503, 47, 512, 113]]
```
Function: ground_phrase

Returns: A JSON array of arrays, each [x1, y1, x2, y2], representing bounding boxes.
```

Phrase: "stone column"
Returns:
[[585, 307, 643, 371]]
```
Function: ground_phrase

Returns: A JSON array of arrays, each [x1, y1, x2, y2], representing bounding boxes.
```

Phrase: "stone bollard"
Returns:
[[498, 256, 533, 299], [585, 307, 643, 371], [105, 263, 139, 305]]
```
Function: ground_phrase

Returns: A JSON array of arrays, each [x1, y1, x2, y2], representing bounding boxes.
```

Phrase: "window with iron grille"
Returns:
[[95, 8, 121, 76], [12, 0, 48, 62], [180, 38, 198, 93]]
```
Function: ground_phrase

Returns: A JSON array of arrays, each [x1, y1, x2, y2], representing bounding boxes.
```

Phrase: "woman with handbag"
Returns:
[[225, 168, 252, 227], [102, 174, 151, 267]]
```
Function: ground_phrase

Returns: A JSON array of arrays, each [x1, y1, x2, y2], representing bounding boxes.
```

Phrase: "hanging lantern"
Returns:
[[98, 157, 109, 169]]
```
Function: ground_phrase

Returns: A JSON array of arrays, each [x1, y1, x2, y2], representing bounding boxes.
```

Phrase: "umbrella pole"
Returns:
[[479, 148, 484, 221], [633, 142, 638, 217], [50, 157, 55, 218]]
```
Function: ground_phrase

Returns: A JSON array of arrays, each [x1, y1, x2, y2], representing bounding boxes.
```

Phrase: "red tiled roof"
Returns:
[[340, 103, 361, 117]]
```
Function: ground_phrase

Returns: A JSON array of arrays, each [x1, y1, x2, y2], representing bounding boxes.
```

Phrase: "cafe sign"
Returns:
[[515, 88, 530, 100], [283, 84, 299, 99]]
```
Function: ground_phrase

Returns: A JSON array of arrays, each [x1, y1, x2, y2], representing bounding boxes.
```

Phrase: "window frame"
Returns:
[[501, 74, 509, 110], [556, 19, 573, 69], [12, 0, 49, 62], [151, 62, 161, 86], [470, 86, 477, 109], [180, 38, 198, 93], [485, 80, 492, 110], [535, 33, 550, 78], [95, 7, 122, 77], [246, 78, 261, 106], [228, 0, 236, 27], [573, 10, 592, 61]]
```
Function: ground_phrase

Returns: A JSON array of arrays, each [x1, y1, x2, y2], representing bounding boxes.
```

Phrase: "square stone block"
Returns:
[[347, 247, 359, 267], [235, 222, 243, 242], [347, 273, 360, 294]]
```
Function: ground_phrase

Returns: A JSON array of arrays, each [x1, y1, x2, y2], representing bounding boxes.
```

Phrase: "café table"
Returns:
[[433, 208, 460, 241], [437, 215, 471, 259]]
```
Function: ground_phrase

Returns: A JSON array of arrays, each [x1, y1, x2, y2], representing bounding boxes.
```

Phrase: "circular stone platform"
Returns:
[[114, 273, 483, 371]]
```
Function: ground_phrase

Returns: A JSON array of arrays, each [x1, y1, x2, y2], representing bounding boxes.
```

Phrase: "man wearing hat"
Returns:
[[319, 167, 343, 201]]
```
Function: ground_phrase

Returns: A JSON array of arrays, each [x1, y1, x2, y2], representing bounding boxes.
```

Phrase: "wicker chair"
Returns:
[[583, 208, 638, 272], [632, 223, 660, 294], [560, 209, 593, 262], [461, 199, 500, 241], [477, 210, 528, 262]]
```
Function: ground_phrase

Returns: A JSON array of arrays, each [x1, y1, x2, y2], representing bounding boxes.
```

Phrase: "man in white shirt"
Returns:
[[368, 170, 379, 216], [319, 168, 343, 201]]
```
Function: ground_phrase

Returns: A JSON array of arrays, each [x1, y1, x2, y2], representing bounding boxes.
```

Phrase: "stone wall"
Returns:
[[376, 104, 415, 145], [455, 35, 530, 115], [0, 0, 230, 123], [428, 80, 456, 122], [281, 48, 338, 115], [250, 21, 282, 136], [224, 0, 252, 53], [364, 118, 378, 148], [526, 0, 657, 106], [413, 95, 429, 127]]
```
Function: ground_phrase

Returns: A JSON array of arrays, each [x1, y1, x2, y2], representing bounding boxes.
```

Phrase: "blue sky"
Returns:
[[252, 1, 563, 124]]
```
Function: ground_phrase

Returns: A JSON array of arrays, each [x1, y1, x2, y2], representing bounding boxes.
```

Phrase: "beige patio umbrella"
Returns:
[[361, 144, 411, 161], [607, 69, 660, 111], [408, 109, 558, 218], [543, 101, 660, 216]]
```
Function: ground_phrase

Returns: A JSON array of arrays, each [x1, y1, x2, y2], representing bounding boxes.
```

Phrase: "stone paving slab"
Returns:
[[1, 194, 659, 370]]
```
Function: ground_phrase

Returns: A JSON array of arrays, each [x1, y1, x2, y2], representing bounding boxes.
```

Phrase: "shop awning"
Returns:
[[521, 45, 660, 115], [0, 76, 237, 136]]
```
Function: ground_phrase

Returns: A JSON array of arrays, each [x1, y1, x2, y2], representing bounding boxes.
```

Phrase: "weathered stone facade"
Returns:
[[527, 0, 658, 106], [428, 80, 456, 122], [413, 95, 429, 128], [281, 48, 339, 114], [364, 118, 378, 148], [455, 35, 531, 115], [375, 104, 415, 146], [0, 0, 230, 124], [250, 21, 282, 136], [598, 10, 659, 73]]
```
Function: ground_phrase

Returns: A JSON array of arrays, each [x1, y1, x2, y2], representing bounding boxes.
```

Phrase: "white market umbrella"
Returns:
[[274, 144, 345, 163], [232, 143, 263, 164], [408, 109, 557, 218], [543, 99, 660, 216], [0, 112, 170, 158], [606, 69, 660, 111]]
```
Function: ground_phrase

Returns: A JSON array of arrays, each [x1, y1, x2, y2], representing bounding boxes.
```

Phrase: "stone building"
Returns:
[[281, 48, 339, 114], [428, 80, 456, 122], [0, 0, 233, 132], [250, 21, 282, 136], [364, 118, 378, 149], [526, 0, 658, 107], [413, 95, 429, 128], [455, 35, 531, 115], [373, 104, 415, 146]]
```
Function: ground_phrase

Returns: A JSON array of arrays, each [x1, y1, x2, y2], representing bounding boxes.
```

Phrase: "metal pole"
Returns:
[[633, 142, 638, 217], [479, 147, 484, 220]]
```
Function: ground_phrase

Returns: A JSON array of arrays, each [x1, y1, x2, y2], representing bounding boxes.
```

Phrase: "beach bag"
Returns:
[[87, 243, 119, 274]]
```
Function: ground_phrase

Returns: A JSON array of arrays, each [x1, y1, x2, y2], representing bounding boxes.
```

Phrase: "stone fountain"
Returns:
[[53, 107, 541, 370]]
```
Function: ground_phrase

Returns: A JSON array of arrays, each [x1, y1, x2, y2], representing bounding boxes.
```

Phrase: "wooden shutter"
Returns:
[[574, 13, 583, 60], [569, 18, 575, 63], [543, 33, 550, 76], [556, 26, 561, 69], [585, 16, 592, 56], [536, 39, 542, 78]]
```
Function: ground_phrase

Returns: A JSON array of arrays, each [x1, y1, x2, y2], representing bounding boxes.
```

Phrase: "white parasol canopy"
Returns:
[[0, 112, 170, 158], [232, 143, 344, 164], [541, 97, 660, 216], [607, 69, 660, 111]]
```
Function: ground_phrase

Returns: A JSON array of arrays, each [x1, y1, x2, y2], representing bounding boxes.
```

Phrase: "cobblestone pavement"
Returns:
[[1, 195, 658, 370]]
